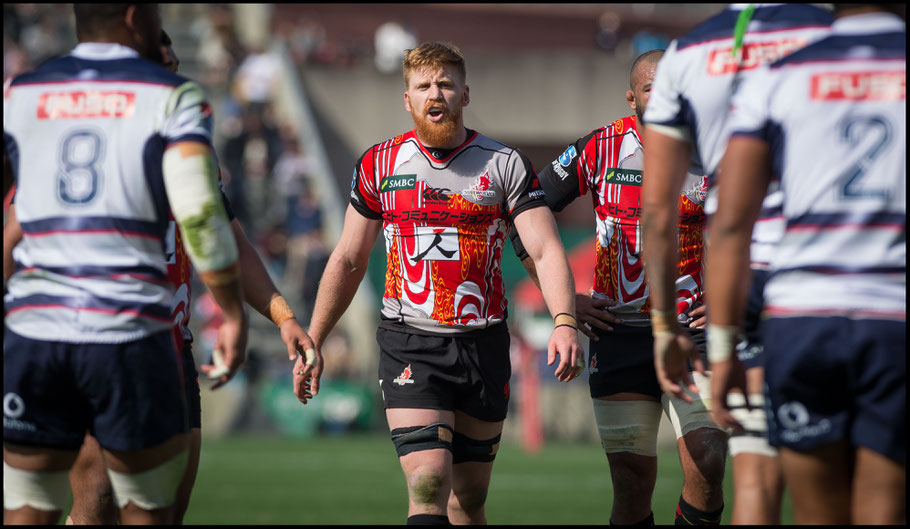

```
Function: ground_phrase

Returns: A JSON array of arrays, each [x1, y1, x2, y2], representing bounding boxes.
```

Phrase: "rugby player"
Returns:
[[0, 30, 315, 525], [294, 42, 583, 525], [640, 4, 833, 523], [708, 3, 905, 523], [3, 4, 248, 524], [512, 50, 726, 525]]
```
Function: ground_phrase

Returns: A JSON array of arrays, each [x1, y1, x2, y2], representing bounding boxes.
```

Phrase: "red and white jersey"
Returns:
[[727, 12, 905, 320], [350, 129, 546, 334], [644, 4, 833, 268], [536, 116, 708, 324]]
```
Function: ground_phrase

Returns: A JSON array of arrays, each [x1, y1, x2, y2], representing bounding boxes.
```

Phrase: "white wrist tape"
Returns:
[[707, 323, 741, 364], [162, 146, 238, 273], [207, 348, 230, 379]]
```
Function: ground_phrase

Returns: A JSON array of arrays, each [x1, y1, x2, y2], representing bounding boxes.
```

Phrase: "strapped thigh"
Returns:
[[452, 432, 501, 464], [391, 423, 454, 458]]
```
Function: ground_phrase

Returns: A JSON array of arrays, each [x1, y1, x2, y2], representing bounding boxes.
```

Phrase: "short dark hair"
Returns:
[[73, 4, 131, 40]]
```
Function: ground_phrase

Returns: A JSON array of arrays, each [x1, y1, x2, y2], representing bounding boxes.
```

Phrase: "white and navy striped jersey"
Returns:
[[727, 12, 905, 320], [3, 43, 215, 343], [644, 4, 833, 268]]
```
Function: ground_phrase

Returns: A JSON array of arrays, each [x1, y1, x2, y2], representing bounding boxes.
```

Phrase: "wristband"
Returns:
[[554, 313, 578, 329], [649, 308, 679, 335], [707, 323, 740, 364], [267, 296, 297, 327]]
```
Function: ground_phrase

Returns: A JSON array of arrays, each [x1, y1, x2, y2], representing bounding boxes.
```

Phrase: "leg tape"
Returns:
[[452, 432, 501, 464], [727, 393, 777, 457], [662, 371, 723, 439], [592, 399, 663, 456], [3, 462, 70, 512], [391, 423, 454, 458], [106, 450, 188, 510]]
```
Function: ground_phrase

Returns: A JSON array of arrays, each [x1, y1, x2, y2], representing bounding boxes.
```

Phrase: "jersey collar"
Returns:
[[832, 12, 905, 35], [71, 42, 142, 61]]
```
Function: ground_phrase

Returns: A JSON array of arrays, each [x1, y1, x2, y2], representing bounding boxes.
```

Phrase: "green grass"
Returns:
[[177, 434, 793, 525]]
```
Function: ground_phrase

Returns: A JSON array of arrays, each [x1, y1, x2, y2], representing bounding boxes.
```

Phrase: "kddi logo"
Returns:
[[606, 168, 642, 186], [380, 174, 417, 193]]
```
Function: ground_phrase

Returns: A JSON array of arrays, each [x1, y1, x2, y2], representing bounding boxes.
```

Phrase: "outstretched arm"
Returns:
[[512, 206, 584, 382], [293, 205, 382, 401]]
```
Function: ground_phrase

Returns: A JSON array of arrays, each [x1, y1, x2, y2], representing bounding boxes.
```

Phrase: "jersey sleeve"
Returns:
[[537, 130, 597, 212], [349, 146, 383, 220], [642, 40, 694, 143], [503, 149, 547, 223], [159, 80, 214, 147]]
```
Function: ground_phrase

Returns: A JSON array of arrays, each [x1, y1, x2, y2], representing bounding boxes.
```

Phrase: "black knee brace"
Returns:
[[452, 432, 501, 464], [391, 423, 454, 457]]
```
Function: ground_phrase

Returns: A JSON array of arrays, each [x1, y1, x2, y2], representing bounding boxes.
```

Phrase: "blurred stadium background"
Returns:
[[4, 3, 795, 524]]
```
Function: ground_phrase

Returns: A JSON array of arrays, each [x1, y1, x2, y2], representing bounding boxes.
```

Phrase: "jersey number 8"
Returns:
[[57, 129, 105, 205]]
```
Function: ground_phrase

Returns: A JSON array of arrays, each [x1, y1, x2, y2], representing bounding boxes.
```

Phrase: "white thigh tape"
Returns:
[[3, 462, 70, 512], [106, 450, 188, 510], [592, 399, 663, 456], [662, 371, 723, 439], [727, 393, 777, 457]]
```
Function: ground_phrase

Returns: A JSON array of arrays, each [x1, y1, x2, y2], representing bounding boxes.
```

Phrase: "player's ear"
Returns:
[[462, 85, 470, 107], [124, 5, 138, 32], [625, 89, 636, 111], [404, 91, 412, 113]]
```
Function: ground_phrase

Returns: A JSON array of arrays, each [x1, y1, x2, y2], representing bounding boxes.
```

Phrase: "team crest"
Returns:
[[394, 364, 416, 385], [394, 134, 404, 145], [460, 171, 497, 204], [612, 118, 624, 134]]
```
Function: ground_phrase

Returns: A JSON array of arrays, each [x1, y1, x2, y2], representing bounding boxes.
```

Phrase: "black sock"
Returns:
[[407, 513, 450, 525], [674, 495, 723, 525], [610, 511, 655, 525]]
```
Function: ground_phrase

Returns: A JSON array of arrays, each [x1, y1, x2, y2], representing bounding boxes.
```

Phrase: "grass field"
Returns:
[[160, 433, 795, 525]]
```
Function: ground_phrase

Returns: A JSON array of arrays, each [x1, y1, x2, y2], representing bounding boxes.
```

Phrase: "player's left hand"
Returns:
[[709, 356, 748, 432], [687, 304, 708, 329], [292, 350, 322, 404], [547, 325, 585, 383], [653, 328, 704, 402]]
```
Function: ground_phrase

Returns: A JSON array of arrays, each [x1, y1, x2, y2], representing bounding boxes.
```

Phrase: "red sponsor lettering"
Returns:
[[37, 91, 136, 119], [811, 71, 906, 101], [707, 38, 808, 75]]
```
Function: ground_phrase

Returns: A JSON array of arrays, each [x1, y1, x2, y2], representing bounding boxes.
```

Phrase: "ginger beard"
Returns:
[[410, 99, 463, 148]]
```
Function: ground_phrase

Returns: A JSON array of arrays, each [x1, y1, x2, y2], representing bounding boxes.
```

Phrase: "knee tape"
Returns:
[[106, 450, 188, 510], [3, 462, 70, 512], [391, 423, 454, 458], [592, 399, 663, 456], [452, 432, 501, 464], [661, 371, 723, 439], [727, 393, 777, 457]]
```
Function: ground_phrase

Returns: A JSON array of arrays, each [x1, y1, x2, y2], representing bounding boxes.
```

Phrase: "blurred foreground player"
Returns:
[[640, 4, 833, 523], [3, 4, 248, 524], [708, 4, 905, 524], [295, 42, 583, 524], [18, 30, 315, 525], [511, 50, 726, 525]]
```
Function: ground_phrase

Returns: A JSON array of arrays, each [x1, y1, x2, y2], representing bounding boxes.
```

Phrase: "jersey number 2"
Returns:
[[838, 116, 891, 200], [57, 129, 105, 205]]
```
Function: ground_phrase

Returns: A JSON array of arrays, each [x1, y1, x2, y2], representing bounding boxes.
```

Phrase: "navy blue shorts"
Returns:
[[376, 324, 511, 422], [737, 268, 769, 370], [3, 328, 188, 451], [589, 323, 706, 400], [763, 316, 906, 463], [179, 341, 201, 429]]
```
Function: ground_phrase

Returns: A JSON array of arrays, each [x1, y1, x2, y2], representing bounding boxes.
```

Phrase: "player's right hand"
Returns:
[[547, 325, 584, 383], [292, 346, 323, 404], [201, 311, 249, 390], [575, 291, 622, 341], [653, 329, 703, 402], [708, 357, 747, 432]]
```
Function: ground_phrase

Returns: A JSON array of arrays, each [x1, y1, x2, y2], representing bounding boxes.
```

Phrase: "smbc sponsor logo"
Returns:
[[605, 168, 642, 186], [380, 174, 417, 193]]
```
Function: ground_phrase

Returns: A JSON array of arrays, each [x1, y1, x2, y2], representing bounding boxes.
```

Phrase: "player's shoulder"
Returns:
[[770, 25, 905, 70], [592, 116, 637, 142], [8, 54, 191, 90], [675, 4, 833, 52]]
